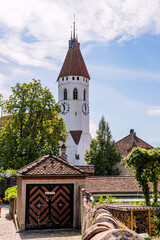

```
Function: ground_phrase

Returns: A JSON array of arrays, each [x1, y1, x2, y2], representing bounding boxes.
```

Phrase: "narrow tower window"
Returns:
[[73, 88, 78, 100], [83, 89, 86, 101], [64, 88, 67, 100]]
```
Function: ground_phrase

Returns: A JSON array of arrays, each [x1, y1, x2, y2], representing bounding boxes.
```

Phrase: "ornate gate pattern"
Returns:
[[25, 184, 74, 230]]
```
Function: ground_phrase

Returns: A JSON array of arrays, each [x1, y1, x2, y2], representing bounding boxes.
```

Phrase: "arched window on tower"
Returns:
[[64, 88, 67, 100], [73, 88, 78, 100], [83, 89, 86, 101]]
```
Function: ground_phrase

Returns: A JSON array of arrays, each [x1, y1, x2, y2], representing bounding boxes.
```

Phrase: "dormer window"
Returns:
[[64, 88, 67, 100], [73, 88, 78, 100]]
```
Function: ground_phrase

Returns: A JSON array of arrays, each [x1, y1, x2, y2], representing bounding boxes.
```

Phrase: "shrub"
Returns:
[[92, 196, 124, 206], [4, 185, 17, 201], [154, 208, 160, 237]]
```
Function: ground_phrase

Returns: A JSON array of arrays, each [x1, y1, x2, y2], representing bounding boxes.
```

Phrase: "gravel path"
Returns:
[[0, 205, 82, 240]]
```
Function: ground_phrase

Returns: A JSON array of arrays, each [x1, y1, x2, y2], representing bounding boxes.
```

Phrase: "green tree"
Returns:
[[0, 79, 67, 169], [125, 147, 160, 206], [0, 93, 2, 105], [0, 94, 2, 113], [85, 116, 121, 175]]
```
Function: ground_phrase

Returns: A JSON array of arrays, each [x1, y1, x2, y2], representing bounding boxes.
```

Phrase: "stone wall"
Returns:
[[81, 189, 143, 240]]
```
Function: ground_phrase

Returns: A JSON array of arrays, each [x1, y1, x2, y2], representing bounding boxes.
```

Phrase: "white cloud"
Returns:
[[147, 106, 160, 116], [10, 68, 32, 79], [0, 73, 11, 99], [89, 65, 160, 82], [0, 57, 8, 64], [0, 68, 33, 99], [0, 0, 160, 68]]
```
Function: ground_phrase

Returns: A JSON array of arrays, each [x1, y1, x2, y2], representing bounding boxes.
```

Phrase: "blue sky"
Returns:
[[0, 0, 160, 146]]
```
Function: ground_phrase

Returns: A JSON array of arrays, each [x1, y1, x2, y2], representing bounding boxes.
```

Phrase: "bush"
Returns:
[[92, 196, 124, 206], [154, 208, 160, 237], [4, 185, 17, 201]]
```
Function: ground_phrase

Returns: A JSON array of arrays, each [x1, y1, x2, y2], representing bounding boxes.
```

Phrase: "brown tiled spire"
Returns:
[[57, 25, 90, 80]]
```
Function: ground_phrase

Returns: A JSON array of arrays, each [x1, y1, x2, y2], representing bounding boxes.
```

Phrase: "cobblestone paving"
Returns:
[[0, 205, 82, 240]]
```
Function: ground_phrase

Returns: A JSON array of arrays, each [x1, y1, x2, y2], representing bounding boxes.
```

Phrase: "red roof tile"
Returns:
[[116, 129, 153, 157], [17, 155, 85, 176], [85, 176, 160, 194], [76, 165, 94, 175], [57, 39, 90, 80]]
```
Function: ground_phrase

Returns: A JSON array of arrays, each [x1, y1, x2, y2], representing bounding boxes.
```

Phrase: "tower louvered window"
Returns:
[[83, 89, 86, 101], [64, 88, 67, 100], [73, 88, 78, 100]]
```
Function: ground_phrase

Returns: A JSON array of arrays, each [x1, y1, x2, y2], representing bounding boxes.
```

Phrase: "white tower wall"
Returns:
[[58, 76, 91, 165]]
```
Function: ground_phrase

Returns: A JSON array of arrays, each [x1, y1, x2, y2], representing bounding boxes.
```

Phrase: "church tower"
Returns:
[[57, 21, 91, 165]]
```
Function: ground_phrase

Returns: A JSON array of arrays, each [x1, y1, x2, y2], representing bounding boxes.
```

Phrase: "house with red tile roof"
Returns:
[[116, 129, 153, 158], [116, 129, 154, 175]]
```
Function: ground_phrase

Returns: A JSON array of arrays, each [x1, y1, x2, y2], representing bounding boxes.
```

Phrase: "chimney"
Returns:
[[130, 129, 136, 146], [60, 144, 67, 159]]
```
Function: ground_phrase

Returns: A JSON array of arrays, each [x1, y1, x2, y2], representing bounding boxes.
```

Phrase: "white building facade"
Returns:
[[57, 23, 91, 165]]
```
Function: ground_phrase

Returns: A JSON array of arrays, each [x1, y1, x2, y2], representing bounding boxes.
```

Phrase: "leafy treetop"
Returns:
[[0, 79, 67, 169], [125, 147, 160, 206], [85, 116, 121, 176]]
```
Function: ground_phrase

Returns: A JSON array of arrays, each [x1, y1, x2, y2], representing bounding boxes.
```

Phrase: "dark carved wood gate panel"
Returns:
[[25, 184, 74, 230]]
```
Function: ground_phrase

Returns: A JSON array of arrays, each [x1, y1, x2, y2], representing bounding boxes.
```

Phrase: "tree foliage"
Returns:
[[125, 147, 160, 206], [0, 79, 67, 169], [0, 93, 2, 105], [85, 116, 121, 175], [0, 93, 2, 112]]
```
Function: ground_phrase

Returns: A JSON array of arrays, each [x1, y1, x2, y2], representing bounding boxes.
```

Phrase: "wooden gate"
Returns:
[[25, 184, 74, 230]]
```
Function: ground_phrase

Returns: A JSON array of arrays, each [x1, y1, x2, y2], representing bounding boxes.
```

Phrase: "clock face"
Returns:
[[82, 103, 89, 115], [60, 102, 70, 115]]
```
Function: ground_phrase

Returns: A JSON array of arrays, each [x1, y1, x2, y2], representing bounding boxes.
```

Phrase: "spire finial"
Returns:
[[70, 26, 72, 39], [73, 14, 75, 39]]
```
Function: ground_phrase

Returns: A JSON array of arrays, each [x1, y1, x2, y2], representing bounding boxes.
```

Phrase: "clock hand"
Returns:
[[62, 103, 65, 113]]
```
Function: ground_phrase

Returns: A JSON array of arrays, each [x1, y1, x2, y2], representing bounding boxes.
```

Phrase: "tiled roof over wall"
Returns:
[[17, 155, 85, 176], [85, 176, 160, 194], [76, 165, 94, 175]]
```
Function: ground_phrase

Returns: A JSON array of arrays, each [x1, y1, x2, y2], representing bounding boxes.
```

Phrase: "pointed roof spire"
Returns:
[[73, 14, 76, 39], [57, 39, 90, 80], [57, 18, 90, 81]]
